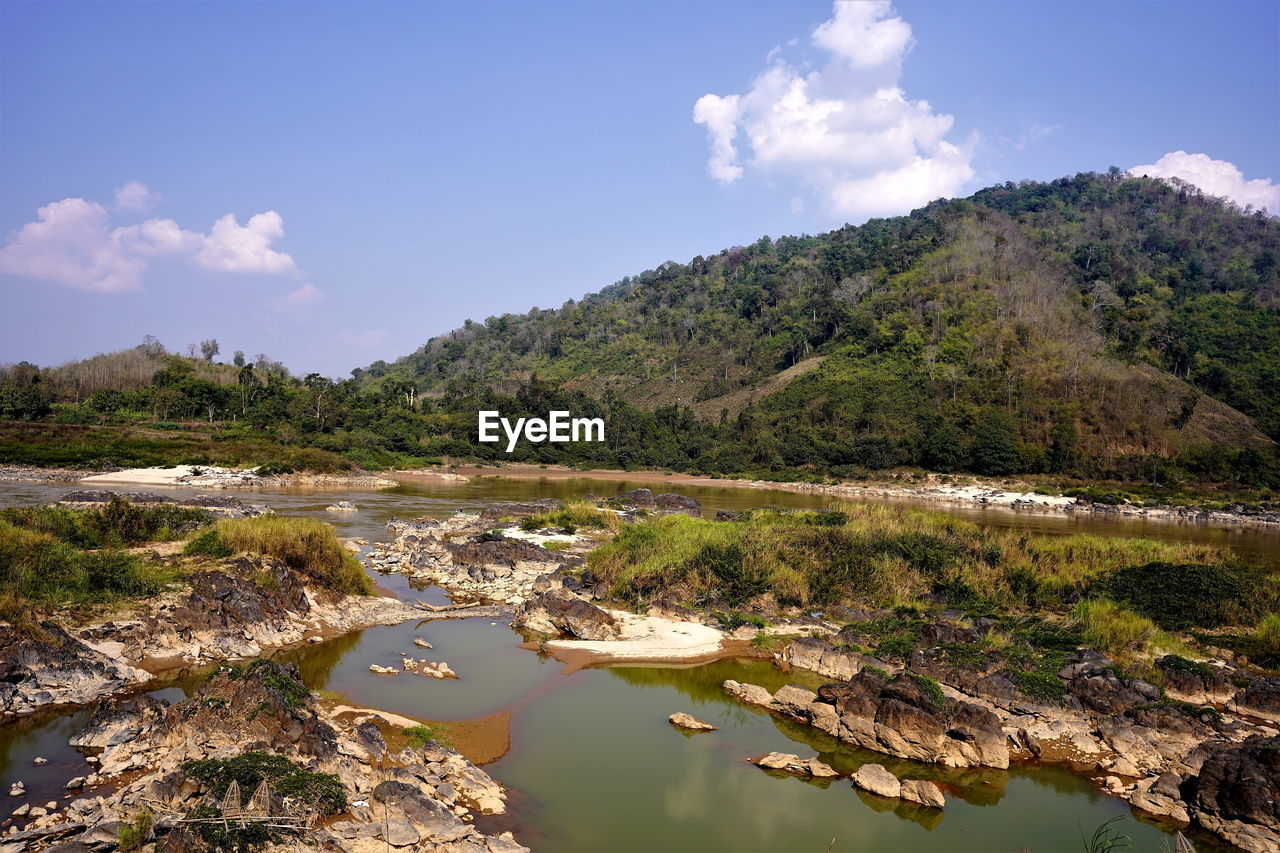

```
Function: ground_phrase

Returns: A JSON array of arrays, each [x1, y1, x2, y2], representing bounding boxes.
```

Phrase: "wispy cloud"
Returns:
[[1130, 151, 1279, 213], [0, 186, 298, 292], [272, 282, 325, 310], [693, 0, 974, 220], [114, 180, 161, 213]]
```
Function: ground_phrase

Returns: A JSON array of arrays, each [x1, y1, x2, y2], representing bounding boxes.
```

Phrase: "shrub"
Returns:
[[1071, 599, 1155, 658], [211, 517, 371, 596], [117, 809, 153, 851], [1094, 561, 1265, 629], [1012, 669, 1067, 704], [1252, 613, 1280, 664], [181, 751, 345, 814], [0, 499, 211, 547]]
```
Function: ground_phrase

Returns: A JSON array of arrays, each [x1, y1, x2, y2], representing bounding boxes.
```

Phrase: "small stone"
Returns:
[[669, 712, 718, 731], [11, 805, 29, 819], [369, 664, 398, 675], [414, 637, 433, 649], [852, 764, 901, 799], [307, 636, 323, 644], [32, 758, 47, 766], [27, 807, 46, 818], [65, 777, 86, 790], [6, 783, 22, 798]]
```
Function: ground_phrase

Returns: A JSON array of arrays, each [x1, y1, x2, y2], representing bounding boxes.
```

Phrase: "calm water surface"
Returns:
[[1, 474, 1272, 850]]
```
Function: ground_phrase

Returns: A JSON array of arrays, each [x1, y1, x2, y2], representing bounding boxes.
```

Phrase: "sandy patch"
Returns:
[[79, 465, 259, 487], [545, 611, 724, 661]]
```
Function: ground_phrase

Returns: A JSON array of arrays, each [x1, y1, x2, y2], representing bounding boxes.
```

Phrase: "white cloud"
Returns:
[[0, 188, 298, 291], [273, 282, 325, 310], [0, 198, 146, 292], [114, 181, 161, 212], [196, 211, 295, 273], [693, 1, 973, 220], [1129, 151, 1279, 213]]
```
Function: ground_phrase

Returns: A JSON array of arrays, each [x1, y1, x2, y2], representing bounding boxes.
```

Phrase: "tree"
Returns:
[[233, 350, 246, 367], [970, 409, 1021, 476], [200, 339, 221, 362]]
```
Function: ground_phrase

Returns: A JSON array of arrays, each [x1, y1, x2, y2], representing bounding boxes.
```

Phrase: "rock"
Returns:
[[723, 680, 774, 707], [369, 664, 398, 675], [770, 685, 819, 717], [1231, 678, 1280, 723], [1187, 735, 1280, 853], [31, 758, 45, 766], [65, 777, 85, 789], [511, 591, 619, 640], [326, 500, 358, 512], [750, 753, 838, 778], [668, 713, 717, 731], [382, 819, 420, 847], [10, 806, 28, 819], [478, 499, 563, 522], [900, 779, 946, 808], [414, 637, 433, 649], [852, 764, 901, 799], [6, 784, 21, 798], [1156, 656, 1239, 705]]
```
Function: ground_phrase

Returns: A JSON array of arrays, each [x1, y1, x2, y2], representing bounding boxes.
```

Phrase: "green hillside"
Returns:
[[3, 171, 1277, 490], [356, 172, 1278, 483]]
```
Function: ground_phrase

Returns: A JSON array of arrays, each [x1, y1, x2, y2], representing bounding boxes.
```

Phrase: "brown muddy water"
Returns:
[[2, 475, 1273, 851]]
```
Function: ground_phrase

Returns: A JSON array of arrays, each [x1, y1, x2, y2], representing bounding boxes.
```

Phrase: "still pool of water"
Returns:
[[0, 474, 1271, 850]]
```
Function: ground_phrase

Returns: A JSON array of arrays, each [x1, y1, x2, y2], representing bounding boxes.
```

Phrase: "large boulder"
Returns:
[[512, 591, 620, 640], [614, 489, 702, 517], [1230, 678, 1280, 724]]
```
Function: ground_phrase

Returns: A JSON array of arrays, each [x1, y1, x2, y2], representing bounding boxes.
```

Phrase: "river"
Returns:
[[3, 474, 1274, 851]]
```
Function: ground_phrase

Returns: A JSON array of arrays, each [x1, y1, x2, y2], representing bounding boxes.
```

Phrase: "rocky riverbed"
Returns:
[[720, 625, 1280, 853], [2, 660, 525, 852]]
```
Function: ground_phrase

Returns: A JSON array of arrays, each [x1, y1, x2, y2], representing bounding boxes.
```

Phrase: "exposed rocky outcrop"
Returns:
[[1182, 735, 1280, 853], [370, 510, 585, 606], [5, 661, 525, 852], [76, 555, 428, 666], [727, 671, 1009, 770], [0, 621, 149, 716], [766, 628, 1280, 851], [611, 489, 702, 517], [512, 590, 620, 640]]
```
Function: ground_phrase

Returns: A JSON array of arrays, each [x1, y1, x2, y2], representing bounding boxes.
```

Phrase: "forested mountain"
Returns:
[[3, 171, 1277, 489], [353, 172, 1279, 482]]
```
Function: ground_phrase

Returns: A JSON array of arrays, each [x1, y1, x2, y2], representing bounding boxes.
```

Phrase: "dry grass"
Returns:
[[212, 516, 372, 596]]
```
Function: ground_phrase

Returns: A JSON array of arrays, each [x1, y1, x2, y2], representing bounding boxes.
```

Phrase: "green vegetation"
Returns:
[[116, 809, 153, 852], [587, 505, 1237, 615], [1252, 613, 1280, 665], [403, 723, 454, 750], [180, 751, 345, 850], [3, 173, 1277, 496], [0, 498, 206, 613], [1069, 600, 1156, 659], [0, 497, 210, 547], [518, 499, 620, 534], [212, 516, 372, 596], [184, 528, 235, 558], [1091, 561, 1273, 630]]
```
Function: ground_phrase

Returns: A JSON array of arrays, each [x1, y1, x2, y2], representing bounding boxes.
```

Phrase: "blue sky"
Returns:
[[2, 0, 1277, 377]]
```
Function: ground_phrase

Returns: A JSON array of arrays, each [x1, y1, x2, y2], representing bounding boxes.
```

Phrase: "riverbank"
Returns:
[[447, 463, 1280, 529]]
